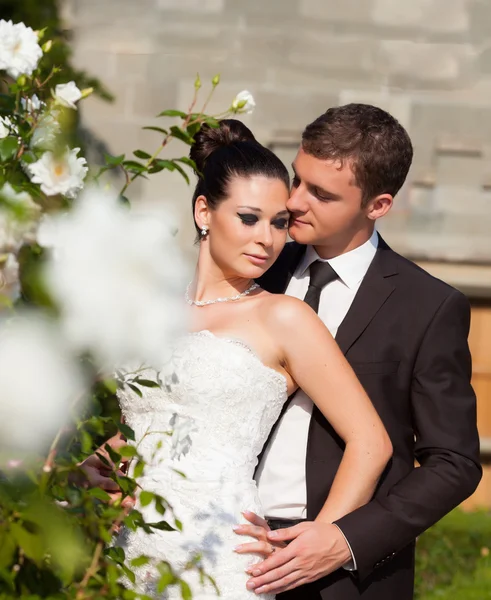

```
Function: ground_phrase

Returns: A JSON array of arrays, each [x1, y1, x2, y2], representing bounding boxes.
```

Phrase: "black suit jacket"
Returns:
[[257, 237, 482, 600]]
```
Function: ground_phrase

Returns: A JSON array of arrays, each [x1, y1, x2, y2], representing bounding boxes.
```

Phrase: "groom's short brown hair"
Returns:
[[302, 103, 413, 206]]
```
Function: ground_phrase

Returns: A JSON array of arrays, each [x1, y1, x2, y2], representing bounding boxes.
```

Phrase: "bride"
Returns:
[[110, 120, 392, 599]]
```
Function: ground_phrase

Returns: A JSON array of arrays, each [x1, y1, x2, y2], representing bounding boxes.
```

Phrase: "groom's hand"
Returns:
[[245, 521, 352, 595]]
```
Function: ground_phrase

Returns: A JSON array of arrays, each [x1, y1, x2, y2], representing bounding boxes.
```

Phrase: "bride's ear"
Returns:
[[194, 195, 210, 231]]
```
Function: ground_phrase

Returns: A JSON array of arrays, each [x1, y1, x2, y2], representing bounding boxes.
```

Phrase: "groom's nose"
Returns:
[[287, 186, 308, 214]]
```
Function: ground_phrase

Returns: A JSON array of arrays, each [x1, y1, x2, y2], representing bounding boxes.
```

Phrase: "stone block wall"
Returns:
[[68, 0, 491, 263]]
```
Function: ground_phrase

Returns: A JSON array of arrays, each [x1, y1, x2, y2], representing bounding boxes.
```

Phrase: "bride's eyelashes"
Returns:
[[237, 213, 289, 230], [237, 213, 258, 226]]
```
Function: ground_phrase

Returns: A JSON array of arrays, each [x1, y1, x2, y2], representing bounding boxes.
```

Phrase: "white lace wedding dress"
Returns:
[[116, 331, 287, 599]]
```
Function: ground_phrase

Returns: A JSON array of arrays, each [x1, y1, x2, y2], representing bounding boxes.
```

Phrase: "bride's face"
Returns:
[[197, 175, 290, 279]]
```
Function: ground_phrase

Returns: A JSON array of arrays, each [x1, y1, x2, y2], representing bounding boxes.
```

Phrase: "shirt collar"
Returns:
[[297, 230, 379, 290]]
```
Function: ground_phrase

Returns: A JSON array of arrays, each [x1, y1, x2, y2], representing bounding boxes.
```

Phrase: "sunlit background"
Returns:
[[2, 0, 490, 597]]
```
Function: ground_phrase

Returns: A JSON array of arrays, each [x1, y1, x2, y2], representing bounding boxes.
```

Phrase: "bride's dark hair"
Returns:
[[190, 119, 290, 238]]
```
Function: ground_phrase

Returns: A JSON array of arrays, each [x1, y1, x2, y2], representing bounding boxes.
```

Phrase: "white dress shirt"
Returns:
[[255, 230, 379, 567]]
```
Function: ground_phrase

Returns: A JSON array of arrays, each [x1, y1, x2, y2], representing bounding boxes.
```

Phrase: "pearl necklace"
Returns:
[[185, 281, 260, 307]]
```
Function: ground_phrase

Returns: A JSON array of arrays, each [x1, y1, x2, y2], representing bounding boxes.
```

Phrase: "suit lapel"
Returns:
[[335, 236, 398, 355]]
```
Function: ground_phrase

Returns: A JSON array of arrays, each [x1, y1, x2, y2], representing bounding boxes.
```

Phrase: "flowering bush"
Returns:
[[0, 19, 255, 599]]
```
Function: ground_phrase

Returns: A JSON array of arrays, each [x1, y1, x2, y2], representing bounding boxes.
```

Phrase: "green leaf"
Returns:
[[120, 563, 136, 584], [154, 159, 175, 171], [169, 126, 194, 145], [176, 156, 196, 170], [87, 487, 111, 502], [119, 421, 136, 442], [171, 468, 186, 479], [133, 460, 144, 479], [134, 378, 160, 388], [106, 545, 125, 563], [10, 521, 44, 563], [154, 497, 167, 516], [122, 160, 147, 175], [174, 518, 183, 532], [171, 161, 190, 184], [102, 377, 118, 394], [139, 491, 154, 507], [118, 444, 137, 458], [133, 149, 152, 160], [147, 520, 175, 532], [186, 121, 201, 138], [0, 527, 16, 569], [104, 443, 121, 464], [95, 451, 112, 469], [157, 562, 176, 593], [157, 109, 187, 118], [21, 151, 37, 165], [127, 383, 142, 398], [104, 153, 125, 166], [180, 580, 192, 600], [143, 126, 168, 135], [80, 429, 93, 454], [130, 555, 149, 568], [0, 137, 19, 162]]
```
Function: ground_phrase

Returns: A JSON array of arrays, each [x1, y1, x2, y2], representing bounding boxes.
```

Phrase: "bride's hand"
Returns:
[[233, 511, 286, 558]]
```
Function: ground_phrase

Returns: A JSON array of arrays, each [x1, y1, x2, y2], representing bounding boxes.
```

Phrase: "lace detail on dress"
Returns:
[[116, 331, 288, 599]]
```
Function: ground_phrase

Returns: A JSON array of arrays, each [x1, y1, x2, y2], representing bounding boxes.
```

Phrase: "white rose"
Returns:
[[27, 147, 88, 198], [0, 20, 43, 79], [53, 81, 82, 110], [231, 90, 256, 115]]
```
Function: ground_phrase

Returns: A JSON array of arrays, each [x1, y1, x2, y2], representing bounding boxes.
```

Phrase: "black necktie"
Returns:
[[303, 260, 338, 313]]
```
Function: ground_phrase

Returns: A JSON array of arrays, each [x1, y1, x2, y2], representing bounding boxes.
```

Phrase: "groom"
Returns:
[[238, 103, 482, 599]]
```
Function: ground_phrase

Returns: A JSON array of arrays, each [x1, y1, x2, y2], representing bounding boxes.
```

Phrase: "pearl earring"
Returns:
[[201, 226, 209, 238]]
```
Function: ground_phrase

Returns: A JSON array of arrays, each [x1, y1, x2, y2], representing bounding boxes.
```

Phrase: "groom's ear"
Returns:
[[194, 194, 211, 229], [365, 193, 393, 221]]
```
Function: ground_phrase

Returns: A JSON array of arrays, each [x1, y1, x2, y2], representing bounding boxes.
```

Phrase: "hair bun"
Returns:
[[190, 119, 256, 172]]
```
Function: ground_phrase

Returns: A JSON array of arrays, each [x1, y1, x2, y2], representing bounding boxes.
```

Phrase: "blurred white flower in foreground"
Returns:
[[54, 81, 82, 110], [39, 187, 188, 369], [0, 254, 20, 301], [231, 90, 256, 115], [0, 20, 43, 79], [0, 184, 40, 301], [21, 93, 43, 113], [27, 147, 88, 198], [31, 110, 61, 149], [0, 116, 17, 139], [0, 315, 86, 453]]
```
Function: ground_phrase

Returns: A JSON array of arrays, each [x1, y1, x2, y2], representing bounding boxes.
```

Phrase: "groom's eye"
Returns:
[[238, 213, 258, 226]]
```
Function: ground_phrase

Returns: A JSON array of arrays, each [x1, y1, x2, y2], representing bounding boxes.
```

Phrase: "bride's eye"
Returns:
[[238, 213, 258, 226]]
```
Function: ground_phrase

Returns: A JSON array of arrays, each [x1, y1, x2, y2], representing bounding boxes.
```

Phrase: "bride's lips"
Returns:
[[244, 253, 269, 266]]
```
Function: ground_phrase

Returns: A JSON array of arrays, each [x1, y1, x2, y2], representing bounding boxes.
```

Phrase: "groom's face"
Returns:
[[287, 148, 369, 253]]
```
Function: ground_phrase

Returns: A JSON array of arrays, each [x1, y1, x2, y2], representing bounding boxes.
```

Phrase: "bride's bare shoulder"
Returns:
[[259, 291, 317, 326]]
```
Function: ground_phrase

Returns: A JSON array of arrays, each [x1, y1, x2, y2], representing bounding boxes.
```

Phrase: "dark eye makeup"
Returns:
[[237, 213, 288, 230], [238, 213, 258, 225]]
